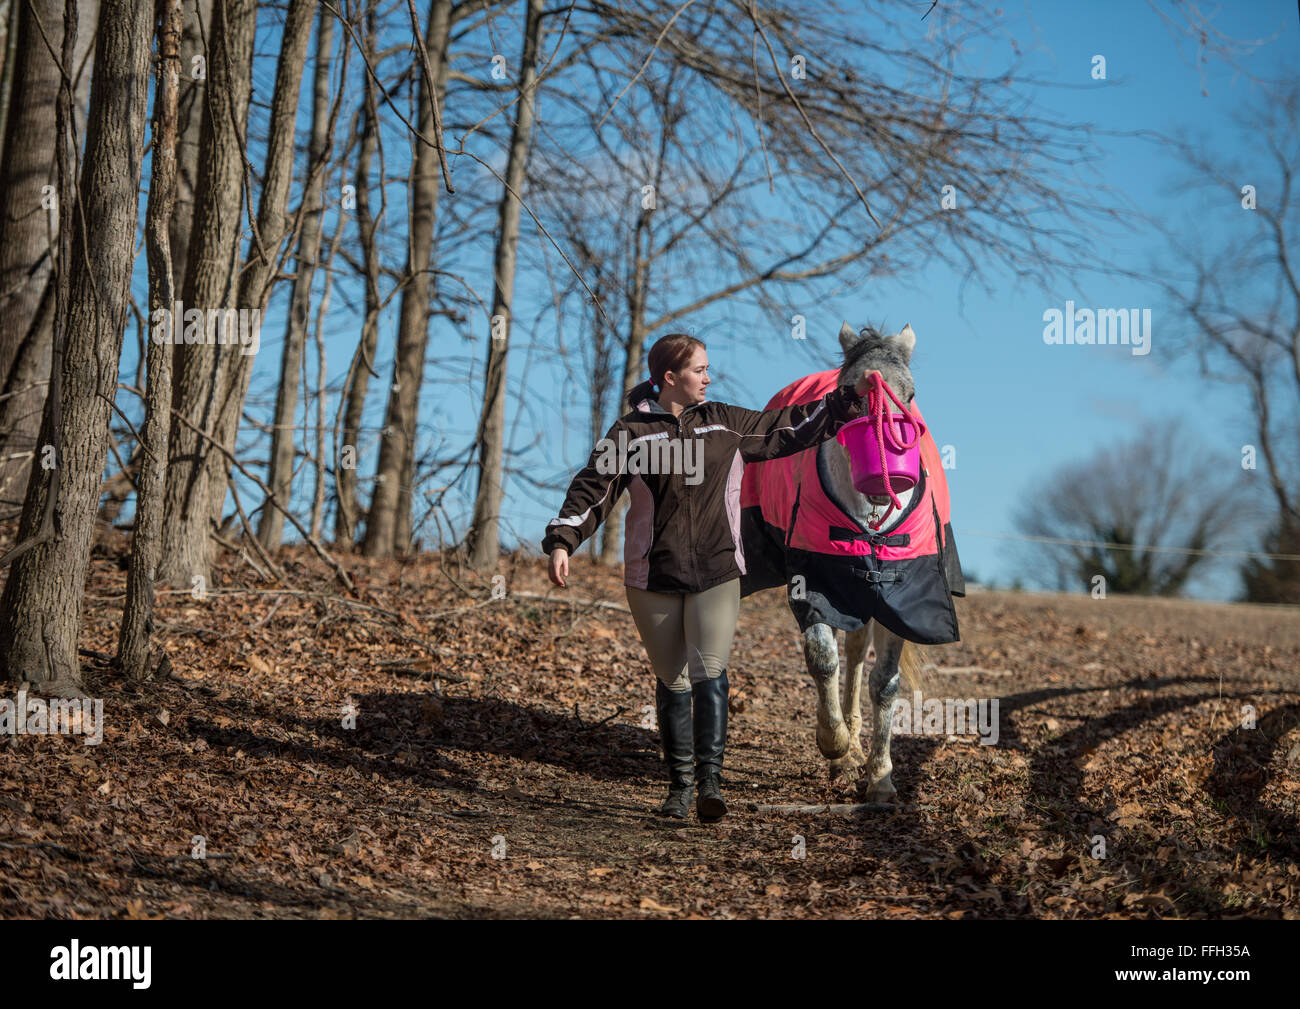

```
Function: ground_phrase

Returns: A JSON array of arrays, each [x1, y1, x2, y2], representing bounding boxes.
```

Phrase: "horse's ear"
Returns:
[[892, 323, 916, 361], [838, 321, 859, 353]]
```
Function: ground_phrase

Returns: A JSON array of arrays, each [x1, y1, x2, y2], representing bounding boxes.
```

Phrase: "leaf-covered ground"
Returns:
[[2, 535, 1298, 919]]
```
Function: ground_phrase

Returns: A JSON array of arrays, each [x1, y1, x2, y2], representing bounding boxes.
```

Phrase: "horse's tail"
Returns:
[[898, 640, 926, 698]]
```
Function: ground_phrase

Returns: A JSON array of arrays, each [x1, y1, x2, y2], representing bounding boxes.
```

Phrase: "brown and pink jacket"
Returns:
[[541, 385, 866, 593]]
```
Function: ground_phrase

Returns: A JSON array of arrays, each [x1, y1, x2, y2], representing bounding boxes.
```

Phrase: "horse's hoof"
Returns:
[[828, 756, 861, 782], [861, 772, 897, 804]]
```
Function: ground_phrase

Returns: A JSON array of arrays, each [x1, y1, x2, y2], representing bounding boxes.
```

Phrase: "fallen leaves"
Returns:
[[1122, 892, 1176, 913], [1, 543, 1297, 921], [120, 899, 164, 921]]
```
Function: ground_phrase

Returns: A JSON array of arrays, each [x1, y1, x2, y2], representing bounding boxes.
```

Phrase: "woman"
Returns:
[[541, 333, 871, 822]]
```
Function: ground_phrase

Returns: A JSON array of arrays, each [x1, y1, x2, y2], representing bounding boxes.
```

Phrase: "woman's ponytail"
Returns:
[[626, 379, 657, 408]]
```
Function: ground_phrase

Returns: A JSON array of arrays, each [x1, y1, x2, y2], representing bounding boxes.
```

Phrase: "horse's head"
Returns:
[[830, 322, 919, 509], [837, 322, 916, 404]]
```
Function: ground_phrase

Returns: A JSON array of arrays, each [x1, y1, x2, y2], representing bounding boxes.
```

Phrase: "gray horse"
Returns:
[[739, 323, 964, 803]]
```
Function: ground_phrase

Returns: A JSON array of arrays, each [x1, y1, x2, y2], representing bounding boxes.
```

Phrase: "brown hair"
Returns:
[[626, 333, 706, 407]]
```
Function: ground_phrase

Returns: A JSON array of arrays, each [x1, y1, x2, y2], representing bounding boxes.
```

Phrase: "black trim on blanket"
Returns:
[[739, 505, 961, 644]]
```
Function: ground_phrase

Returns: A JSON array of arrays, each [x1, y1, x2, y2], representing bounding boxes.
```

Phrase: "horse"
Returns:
[[739, 323, 965, 803]]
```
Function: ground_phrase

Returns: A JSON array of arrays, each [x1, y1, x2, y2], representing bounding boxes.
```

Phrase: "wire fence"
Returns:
[[958, 528, 1300, 563]]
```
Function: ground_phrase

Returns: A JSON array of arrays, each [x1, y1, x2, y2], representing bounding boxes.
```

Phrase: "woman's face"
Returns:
[[664, 346, 710, 403]]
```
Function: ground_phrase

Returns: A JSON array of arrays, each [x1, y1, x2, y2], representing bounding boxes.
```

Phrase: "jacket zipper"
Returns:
[[679, 404, 700, 587]]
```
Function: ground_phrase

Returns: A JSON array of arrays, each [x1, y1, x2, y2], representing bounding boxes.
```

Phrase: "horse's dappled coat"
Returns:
[[739, 368, 965, 644]]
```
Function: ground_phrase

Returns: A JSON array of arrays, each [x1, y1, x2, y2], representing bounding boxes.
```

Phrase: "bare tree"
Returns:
[[0, 0, 15, 155], [466, 0, 544, 569], [159, 0, 256, 587], [334, 0, 383, 545], [1011, 422, 1249, 597], [362, 0, 452, 558], [120, 0, 182, 680], [309, 158, 351, 540], [209, 0, 315, 538], [259, 5, 341, 550], [0, 0, 153, 691], [1153, 83, 1300, 602], [0, 0, 97, 507], [170, 0, 213, 298]]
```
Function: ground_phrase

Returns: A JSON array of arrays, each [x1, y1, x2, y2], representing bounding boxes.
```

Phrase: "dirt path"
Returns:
[[2, 544, 1297, 918]]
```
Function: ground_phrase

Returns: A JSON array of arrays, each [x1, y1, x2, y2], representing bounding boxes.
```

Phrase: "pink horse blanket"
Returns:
[[739, 368, 964, 643]]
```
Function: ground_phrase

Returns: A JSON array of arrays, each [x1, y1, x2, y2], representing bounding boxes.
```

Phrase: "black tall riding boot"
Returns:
[[655, 681, 694, 819], [692, 670, 729, 822]]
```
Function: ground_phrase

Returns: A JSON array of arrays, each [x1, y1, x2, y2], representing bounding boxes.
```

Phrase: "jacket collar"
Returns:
[[634, 396, 700, 420]]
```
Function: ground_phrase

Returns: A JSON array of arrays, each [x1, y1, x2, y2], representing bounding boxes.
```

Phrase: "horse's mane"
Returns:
[[838, 324, 901, 383]]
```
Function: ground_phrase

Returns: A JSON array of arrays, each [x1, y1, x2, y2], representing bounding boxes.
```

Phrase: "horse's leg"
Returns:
[[861, 625, 904, 803], [842, 623, 871, 766], [826, 624, 870, 782], [803, 624, 851, 771]]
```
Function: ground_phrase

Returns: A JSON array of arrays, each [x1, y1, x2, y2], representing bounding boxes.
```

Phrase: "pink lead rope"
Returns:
[[860, 371, 926, 530]]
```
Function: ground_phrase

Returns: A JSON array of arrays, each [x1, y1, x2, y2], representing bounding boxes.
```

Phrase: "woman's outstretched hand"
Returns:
[[548, 547, 570, 587]]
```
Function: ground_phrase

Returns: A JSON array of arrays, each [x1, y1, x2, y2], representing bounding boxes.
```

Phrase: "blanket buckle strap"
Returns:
[[827, 525, 911, 548]]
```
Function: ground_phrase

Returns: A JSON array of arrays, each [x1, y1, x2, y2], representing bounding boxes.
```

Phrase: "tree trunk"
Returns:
[[361, 0, 451, 558], [598, 220, 651, 566], [0, 0, 97, 507], [158, 0, 255, 588], [588, 270, 619, 562], [335, 0, 381, 545], [467, 0, 545, 570], [119, 0, 181, 681], [202, 0, 314, 543], [310, 163, 346, 541], [0, 0, 153, 692], [0, 0, 17, 167], [309, 240, 334, 540], [169, 0, 213, 299], [258, 6, 336, 550]]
